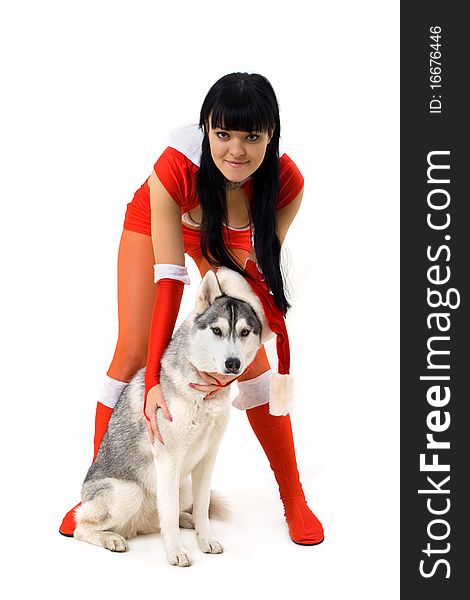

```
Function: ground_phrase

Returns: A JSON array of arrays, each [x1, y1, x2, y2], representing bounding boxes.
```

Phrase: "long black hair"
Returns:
[[196, 72, 291, 314]]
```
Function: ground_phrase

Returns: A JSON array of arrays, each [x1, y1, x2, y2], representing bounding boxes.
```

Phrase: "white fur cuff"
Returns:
[[269, 373, 295, 416], [154, 263, 191, 285], [100, 375, 129, 408], [232, 369, 273, 411]]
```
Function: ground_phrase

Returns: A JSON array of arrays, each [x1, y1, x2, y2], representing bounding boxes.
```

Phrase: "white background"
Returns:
[[0, 1, 399, 598]]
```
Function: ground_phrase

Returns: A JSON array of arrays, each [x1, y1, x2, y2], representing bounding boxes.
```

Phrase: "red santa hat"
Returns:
[[216, 262, 294, 416]]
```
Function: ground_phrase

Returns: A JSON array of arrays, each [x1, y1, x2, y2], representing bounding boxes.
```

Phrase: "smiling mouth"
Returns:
[[225, 160, 249, 168]]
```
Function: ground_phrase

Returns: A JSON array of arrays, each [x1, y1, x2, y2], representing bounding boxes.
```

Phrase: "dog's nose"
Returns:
[[225, 357, 241, 373]]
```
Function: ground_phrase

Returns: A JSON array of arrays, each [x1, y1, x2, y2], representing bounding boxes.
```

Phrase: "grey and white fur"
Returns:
[[73, 268, 263, 566]]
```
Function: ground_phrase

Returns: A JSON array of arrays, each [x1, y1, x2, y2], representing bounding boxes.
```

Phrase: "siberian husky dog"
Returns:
[[73, 267, 264, 566]]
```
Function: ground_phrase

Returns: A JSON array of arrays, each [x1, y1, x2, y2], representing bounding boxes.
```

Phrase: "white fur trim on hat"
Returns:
[[215, 267, 274, 343], [269, 373, 295, 416]]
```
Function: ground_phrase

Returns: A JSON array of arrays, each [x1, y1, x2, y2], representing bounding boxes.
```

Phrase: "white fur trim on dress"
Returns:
[[215, 266, 273, 343], [100, 375, 129, 408], [232, 369, 273, 411], [154, 263, 191, 285], [269, 373, 295, 416], [168, 124, 204, 166]]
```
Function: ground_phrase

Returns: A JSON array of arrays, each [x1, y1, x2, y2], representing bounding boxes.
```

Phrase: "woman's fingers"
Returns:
[[188, 382, 224, 401], [157, 395, 173, 422], [145, 419, 154, 444], [190, 382, 220, 393], [149, 411, 164, 445]]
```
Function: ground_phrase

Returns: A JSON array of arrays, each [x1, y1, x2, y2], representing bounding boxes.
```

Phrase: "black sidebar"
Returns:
[[401, 3, 469, 598]]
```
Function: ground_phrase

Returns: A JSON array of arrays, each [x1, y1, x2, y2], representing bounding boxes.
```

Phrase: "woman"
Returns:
[[59, 72, 324, 546]]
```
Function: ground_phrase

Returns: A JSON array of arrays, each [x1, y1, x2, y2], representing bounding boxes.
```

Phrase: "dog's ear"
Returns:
[[195, 269, 222, 314]]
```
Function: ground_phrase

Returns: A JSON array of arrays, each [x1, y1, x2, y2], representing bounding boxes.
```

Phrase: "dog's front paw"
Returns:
[[197, 536, 224, 554], [167, 548, 193, 567], [102, 532, 129, 552]]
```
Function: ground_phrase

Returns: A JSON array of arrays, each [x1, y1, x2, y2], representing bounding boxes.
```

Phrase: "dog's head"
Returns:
[[190, 269, 263, 377]]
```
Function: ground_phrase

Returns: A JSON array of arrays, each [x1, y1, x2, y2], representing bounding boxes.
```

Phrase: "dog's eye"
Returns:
[[240, 329, 250, 337], [212, 327, 222, 336]]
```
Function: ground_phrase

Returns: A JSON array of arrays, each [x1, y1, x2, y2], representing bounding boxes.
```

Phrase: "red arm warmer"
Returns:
[[143, 277, 184, 419]]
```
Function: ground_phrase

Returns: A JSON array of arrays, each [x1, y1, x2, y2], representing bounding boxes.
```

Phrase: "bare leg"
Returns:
[[107, 229, 157, 381]]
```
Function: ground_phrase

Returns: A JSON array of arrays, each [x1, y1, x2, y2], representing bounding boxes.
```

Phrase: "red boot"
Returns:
[[246, 402, 324, 545], [59, 401, 114, 537]]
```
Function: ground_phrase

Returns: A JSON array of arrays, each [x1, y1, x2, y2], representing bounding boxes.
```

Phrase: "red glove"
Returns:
[[143, 278, 184, 420]]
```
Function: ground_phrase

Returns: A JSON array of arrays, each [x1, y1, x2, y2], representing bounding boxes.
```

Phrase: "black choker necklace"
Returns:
[[225, 177, 251, 191]]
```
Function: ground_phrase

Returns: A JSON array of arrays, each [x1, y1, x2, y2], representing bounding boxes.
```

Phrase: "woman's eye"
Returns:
[[212, 327, 222, 336], [246, 134, 260, 142], [241, 329, 250, 337], [216, 132, 229, 140]]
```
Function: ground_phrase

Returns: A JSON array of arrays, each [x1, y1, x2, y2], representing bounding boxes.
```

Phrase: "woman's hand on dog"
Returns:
[[144, 384, 173, 445], [189, 372, 239, 399]]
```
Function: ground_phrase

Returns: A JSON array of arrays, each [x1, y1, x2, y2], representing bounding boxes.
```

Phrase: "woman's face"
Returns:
[[208, 122, 272, 182]]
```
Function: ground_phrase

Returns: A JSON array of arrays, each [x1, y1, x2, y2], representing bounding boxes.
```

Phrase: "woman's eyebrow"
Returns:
[[215, 128, 260, 133]]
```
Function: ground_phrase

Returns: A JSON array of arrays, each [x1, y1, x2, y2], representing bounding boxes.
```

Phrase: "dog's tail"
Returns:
[[209, 489, 232, 521]]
